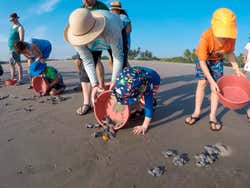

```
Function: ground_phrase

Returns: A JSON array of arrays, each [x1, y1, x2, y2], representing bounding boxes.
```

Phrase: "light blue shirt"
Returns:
[[74, 10, 124, 84]]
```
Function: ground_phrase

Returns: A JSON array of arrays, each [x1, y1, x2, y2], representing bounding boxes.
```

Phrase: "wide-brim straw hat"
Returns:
[[211, 8, 237, 39], [110, 1, 124, 11], [64, 8, 105, 46]]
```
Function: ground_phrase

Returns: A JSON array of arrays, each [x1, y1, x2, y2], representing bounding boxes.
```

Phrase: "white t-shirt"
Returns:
[[245, 42, 250, 64]]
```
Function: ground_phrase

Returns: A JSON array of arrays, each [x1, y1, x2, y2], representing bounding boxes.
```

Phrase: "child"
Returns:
[[185, 8, 244, 131], [14, 38, 52, 66], [29, 61, 65, 96], [112, 66, 160, 135]]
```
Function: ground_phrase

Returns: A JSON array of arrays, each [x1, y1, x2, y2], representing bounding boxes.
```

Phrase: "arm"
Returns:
[[126, 23, 132, 33], [244, 49, 248, 64], [74, 45, 98, 86], [48, 76, 59, 89], [227, 52, 245, 76], [133, 92, 153, 135], [18, 26, 24, 41], [31, 44, 43, 62], [109, 35, 124, 88]]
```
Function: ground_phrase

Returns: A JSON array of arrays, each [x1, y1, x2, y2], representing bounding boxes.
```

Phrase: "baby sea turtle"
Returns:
[[85, 124, 94, 128], [172, 153, 189, 166], [147, 166, 165, 177], [94, 123, 101, 128], [161, 149, 178, 158]]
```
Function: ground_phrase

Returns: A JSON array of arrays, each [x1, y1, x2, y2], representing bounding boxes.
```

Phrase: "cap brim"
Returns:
[[212, 25, 237, 39], [64, 12, 105, 46], [110, 7, 124, 11]]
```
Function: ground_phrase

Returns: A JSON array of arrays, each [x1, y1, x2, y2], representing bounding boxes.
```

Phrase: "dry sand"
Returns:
[[0, 60, 250, 188]]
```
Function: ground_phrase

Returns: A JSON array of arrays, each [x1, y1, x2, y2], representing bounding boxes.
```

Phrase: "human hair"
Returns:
[[120, 9, 128, 16], [14, 41, 28, 54]]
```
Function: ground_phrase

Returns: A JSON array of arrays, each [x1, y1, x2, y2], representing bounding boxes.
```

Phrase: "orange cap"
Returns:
[[211, 8, 237, 39]]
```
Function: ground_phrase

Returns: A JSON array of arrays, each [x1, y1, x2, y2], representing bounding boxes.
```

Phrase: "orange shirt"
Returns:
[[195, 28, 235, 61]]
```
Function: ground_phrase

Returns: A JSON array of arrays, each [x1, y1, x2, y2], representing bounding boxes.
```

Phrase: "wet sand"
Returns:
[[0, 60, 250, 188]]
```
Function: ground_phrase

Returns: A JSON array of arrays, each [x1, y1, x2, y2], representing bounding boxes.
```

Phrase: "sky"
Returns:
[[0, 0, 249, 61]]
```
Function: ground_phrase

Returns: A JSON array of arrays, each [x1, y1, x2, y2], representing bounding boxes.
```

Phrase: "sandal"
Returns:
[[76, 104, 91, 115], [185, 116, 200, 126], [209, 121, 222, 131]]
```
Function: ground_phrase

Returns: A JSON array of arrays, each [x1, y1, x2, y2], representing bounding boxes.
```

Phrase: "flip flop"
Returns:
[[209, 121, 222, 131], [76, 104, 91, 115], [185, 116, 200, 126]]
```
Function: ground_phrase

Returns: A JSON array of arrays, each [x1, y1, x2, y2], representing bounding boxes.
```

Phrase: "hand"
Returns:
[[109, 82, 115, 90], [235, 69, 246, 77], [91, 86, 104, 104], [132, 124, 148, 135], [211, 81, 220, 93]]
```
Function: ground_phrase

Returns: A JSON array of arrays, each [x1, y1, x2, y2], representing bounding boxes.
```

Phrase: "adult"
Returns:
[[244, 37, 250, 122], [73, 0, 109, 115], [8, 13, 24, 85], [64, 8, 125, 112]]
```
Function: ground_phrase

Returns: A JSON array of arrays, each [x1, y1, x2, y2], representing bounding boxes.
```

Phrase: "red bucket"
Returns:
[[32, 76, 49, 96], [94, 90, 130, 130], [217, 75, 250, 110], [5, 79, 17, 86]]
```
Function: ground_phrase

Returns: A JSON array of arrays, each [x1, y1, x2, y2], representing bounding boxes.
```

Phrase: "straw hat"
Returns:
[[110, 1, 123, 11], [211, 8, 237, 39], [64, 8, 105, 46]]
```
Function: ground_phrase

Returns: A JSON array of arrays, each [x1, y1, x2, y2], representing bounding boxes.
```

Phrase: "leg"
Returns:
[[74, 58, 82, 73], [209, 89, 222, 131], [96, 61, 104, 89], [185, 79, 207, 125], [9, 63, 15, 80], [16, 62, 23, 81], [108, 55, 113, 72]]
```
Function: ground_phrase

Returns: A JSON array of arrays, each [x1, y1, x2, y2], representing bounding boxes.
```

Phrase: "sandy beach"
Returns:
[[0, 60, 250, 188]]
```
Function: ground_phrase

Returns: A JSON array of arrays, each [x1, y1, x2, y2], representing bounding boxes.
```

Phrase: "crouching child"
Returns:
[[29, 61, 65, 96]]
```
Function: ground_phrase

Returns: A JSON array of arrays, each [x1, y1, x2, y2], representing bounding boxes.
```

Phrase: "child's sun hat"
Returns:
[[29, 61, 46, 77], [112, 67, 152, 105], [211, 8, 237, 39], [110, 1, 124, 11]]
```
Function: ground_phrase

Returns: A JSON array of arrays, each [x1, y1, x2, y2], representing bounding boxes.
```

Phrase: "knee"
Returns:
[[197, 79, 207, 89]]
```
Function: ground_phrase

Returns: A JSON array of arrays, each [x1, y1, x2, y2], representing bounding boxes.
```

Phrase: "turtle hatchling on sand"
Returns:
[[172, 153, 189, 166], [147, 166, 165, 177], [161, 149, 178, 158], [85, 123, 94, 128]]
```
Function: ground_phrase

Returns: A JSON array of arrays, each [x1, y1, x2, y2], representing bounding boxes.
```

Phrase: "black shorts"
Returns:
[[79, 51, 102, 82]]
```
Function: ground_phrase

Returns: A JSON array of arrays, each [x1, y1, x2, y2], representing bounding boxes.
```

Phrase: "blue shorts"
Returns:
[[9, 51, 21, 64], [195, 58, 224, 81]]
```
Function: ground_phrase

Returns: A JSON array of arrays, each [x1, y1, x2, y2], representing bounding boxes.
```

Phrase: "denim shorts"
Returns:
[[9, 51, 21, 64], [195, 58, 224, 81]]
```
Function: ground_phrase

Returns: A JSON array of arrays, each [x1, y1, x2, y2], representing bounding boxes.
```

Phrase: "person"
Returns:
[[73, 0, 109, 115], [184, 8, 245, 131], [14, 38, 52, 65], [243, 37, 250, 72], [243, 37, 250, 122], [8, 13, 24, 85], [112, 66, 160, 135], [29, 61, 65, 96], [64, 8, 126, 114], [0, 64, 3, 77], [109, 1, 131, 71]]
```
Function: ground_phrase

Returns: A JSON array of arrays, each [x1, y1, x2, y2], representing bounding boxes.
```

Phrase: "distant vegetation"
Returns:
[[70, 48, 245, 67]]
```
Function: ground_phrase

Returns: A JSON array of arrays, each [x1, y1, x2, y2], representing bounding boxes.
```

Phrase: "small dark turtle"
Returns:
[[172, 153, 189, 166], [94, 123, 101, 128], [85, 124, 94, 128], [102, 116, 112, 125], [161, 149, 178, 158], [147, 166, 165, 177], [0, 95, 9, 100], [24, 107, 33, 112], [92, 131, 103, 138]]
